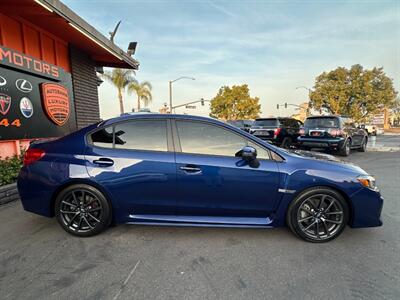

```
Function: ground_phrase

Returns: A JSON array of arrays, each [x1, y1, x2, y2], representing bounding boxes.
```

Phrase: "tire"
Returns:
[[358, 138, 367, 152], [281, 137, 292, 149], [55, 184, 112, 237], [286, 187, 349, 243], [338, 139, 351, 156]]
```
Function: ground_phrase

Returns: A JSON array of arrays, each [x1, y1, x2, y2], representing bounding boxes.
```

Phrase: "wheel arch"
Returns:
[[279, 184, 354, 226], [50, 179, 114, 221]]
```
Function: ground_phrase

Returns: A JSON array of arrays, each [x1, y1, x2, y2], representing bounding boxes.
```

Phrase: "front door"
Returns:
[[85, 119, 177, 219], [173, 120, 281, 218]]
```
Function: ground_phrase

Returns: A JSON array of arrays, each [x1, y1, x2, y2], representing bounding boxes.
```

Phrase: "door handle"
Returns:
[[180, 165, 202, 173], [93, 158, 114, 167]]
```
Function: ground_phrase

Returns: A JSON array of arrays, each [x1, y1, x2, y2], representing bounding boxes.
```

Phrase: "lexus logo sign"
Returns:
[[0, 75, 6, 86], [15, 79, 33, 93]]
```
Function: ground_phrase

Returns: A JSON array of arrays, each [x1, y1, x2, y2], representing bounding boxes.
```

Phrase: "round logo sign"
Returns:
[[20, 97, 33, 118], [16, 79, 33, 93]]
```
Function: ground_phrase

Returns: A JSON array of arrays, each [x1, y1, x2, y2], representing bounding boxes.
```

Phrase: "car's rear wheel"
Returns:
[[281, 137, 292, 149], [338, 139, 351, 156], [55, 184, 111, 237], [358, 138, 367, 152], [286, 187, 349, 242]]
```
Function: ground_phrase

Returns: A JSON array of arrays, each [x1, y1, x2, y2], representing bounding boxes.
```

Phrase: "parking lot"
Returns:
[[0, 151, 399, 300]]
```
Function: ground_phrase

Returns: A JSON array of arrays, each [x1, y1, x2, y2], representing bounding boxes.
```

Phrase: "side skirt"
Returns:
[[127, 214, 274, 228]]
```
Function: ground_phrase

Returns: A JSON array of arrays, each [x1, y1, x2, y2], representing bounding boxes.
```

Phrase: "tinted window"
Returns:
[[227, 120, 244, 127], [304, 117, 339, 128], [91, 126, 113, 148], [177, 121, 270, 159], [254, 119, 279, 126], [114, 120, 168, 151]]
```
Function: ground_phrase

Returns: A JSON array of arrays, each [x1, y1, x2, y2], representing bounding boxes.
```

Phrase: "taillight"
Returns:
[[329, 128, 344, 137], [274, 128, 281, 137], [299, 128, 305, 136], [23, 148, 45, 166]]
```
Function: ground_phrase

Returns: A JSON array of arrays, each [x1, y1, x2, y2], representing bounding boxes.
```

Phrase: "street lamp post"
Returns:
[[296, 86, 313, 116], [169, 76, 195, 113]]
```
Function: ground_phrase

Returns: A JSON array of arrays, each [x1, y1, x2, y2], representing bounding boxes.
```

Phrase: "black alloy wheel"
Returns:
[[55, 184, 111, 237], [287, 187, 349, 242], [338, 139, 351, 156], [281, 137, 292, 149], [358, 138, 367, 152]]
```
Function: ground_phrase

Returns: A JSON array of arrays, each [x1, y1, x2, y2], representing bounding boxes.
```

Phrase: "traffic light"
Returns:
[[201, 98, 205, 106], [277, 104, 279, 109], [285, 102, 287, 108]]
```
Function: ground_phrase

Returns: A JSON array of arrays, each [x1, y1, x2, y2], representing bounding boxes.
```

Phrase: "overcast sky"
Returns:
[[63, 0, 400, 119]]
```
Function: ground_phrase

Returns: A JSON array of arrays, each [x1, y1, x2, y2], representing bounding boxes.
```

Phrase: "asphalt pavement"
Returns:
[[0, 152, 399, 300]]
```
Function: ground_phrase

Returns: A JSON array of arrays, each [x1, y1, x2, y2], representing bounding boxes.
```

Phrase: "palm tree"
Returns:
[[101, 69, 136, 114], [128, 81, 152, 111]]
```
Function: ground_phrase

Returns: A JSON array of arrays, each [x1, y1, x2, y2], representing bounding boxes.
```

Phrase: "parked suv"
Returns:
[[227, 120, 253, 132], [249, 117, 303, 148], [298, 116, 368, 156]]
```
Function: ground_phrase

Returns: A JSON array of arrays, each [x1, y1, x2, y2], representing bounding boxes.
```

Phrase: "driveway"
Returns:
[[0, 152, 399, 300]]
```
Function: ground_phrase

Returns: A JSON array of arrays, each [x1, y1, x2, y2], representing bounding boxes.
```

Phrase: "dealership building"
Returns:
[[0, 0, 139, 159]]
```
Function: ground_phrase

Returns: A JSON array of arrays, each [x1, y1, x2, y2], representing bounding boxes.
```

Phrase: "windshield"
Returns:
[[304, 117, 339, 128], [254, 119, 279, 127]]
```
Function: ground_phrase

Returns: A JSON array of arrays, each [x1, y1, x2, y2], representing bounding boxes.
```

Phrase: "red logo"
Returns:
[[41, 83, 70, 126], [0, 93, 11, 116]]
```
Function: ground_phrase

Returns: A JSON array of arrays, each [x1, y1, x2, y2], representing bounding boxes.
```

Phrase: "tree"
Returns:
[[127, 81, 153, 110], [101, 68, 136, 114], [210, 84, 261, 120], [309, 65, 398, 122]]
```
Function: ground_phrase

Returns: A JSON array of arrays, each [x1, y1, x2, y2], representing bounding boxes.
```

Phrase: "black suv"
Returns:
[[298, 116, 368, 156], [227, 120, 253, 132], [249, 117, 303, 148]]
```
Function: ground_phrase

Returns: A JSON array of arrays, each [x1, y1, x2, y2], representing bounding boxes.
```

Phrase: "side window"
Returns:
[[177, 121, 247, 157], [176, 121, 271, 159], [114, 120, 168, 151], [91, 126, 113, 148]]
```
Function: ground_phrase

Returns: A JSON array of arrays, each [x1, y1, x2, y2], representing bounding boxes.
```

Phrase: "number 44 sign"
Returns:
[[0, 118, 21, 127]]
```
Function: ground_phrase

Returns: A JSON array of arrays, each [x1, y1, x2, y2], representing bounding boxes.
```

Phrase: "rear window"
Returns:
[[227, 120, 244, 127], [254, 119, 279, 126], [304, 117, 339, 128]]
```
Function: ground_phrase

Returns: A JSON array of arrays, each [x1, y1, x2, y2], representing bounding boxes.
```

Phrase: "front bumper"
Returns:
[[349, 187, 383, 228], [298, 137, 345, 150]]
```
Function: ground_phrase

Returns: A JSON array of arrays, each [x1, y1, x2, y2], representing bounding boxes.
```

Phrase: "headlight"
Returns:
[[357, 175, 378, 191]]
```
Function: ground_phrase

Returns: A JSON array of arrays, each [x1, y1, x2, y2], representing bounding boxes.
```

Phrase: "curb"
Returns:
[[0, 183, 19, 205], [367, 147, 400, 152]]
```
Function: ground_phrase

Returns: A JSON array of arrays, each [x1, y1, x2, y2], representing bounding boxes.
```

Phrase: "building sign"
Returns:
[[41, 83, 70, 126], [0, 46, 60, 80], [0, 47, 76, 140]]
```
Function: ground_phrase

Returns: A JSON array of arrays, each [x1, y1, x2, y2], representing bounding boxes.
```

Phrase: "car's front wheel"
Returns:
[[286, 187, 349, 242], [55, 184, 112, 237]]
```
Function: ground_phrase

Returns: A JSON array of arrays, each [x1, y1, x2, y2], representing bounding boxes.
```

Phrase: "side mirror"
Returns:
[[235, 146, 257, 161]]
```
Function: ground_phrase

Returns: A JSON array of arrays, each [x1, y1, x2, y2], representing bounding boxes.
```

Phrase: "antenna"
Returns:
[[109, 20, 121, 43]]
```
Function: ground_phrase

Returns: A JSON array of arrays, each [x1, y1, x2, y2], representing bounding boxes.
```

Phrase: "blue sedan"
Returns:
[[17, 114, 383, 242]]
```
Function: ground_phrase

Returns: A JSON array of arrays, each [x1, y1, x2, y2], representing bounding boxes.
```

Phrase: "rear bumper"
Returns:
[[298, 137, 345, 150], [349, 187, 383, 228]]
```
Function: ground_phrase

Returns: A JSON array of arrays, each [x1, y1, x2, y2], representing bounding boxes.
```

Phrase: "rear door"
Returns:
[[342, 118, 364, 146], [85, 119, 177, 217]]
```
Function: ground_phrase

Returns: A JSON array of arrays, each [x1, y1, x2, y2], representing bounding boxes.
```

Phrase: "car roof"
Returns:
[[255, 117, 295, 120], [306, 115, 341, 119], [100, 113, 224, 127]]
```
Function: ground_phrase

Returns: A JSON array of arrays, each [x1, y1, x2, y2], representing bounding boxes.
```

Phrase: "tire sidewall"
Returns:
[[55, 184, 111, 237], [286, 187, 349, 243]]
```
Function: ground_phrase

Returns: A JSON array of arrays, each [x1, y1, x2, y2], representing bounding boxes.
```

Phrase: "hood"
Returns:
[[287, 150, 368, 175]]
